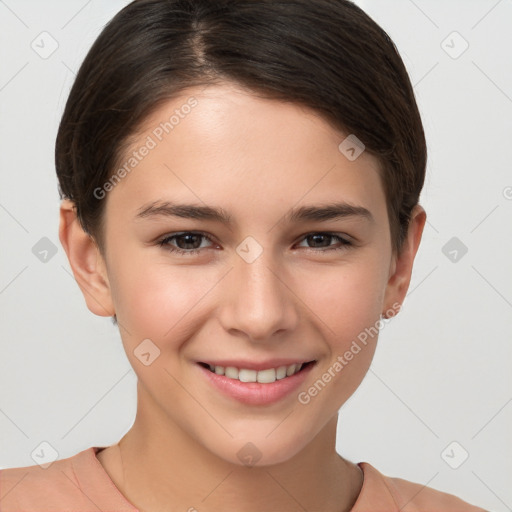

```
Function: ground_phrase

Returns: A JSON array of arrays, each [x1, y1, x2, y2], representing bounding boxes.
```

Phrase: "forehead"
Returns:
[[105, 82, 388, 229]]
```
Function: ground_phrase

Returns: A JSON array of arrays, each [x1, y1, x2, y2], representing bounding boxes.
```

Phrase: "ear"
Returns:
[[382, 204, 427, 318], [58, 199, 115, 317]]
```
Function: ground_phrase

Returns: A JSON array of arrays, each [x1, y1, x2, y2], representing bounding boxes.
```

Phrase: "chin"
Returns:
[[202, 430, 312, 468]]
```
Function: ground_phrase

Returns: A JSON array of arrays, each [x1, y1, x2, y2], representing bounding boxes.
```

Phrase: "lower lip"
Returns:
[[197, 363, 315, 406]]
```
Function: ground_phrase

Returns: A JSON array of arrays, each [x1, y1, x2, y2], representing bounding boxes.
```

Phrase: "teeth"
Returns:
[[225, 366, 239, 379], [286, 364, 297, 376], [239, 369, 257, 382], [257, 368, 276, 383], [206, 362, 306, 383], [276, 366, 287, 380]]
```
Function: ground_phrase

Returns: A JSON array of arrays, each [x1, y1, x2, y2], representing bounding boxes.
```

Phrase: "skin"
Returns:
[[59, 81, 426, 512]]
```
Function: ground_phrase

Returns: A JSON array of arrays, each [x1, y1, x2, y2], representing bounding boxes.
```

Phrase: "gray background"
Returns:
[[0, 1, 511, 510]]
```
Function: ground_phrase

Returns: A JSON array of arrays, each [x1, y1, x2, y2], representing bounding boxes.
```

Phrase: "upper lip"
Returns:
[[198, 359, 316, 371]]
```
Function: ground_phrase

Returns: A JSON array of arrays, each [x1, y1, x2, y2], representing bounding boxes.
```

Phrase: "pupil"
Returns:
[[309, 234, 329, 247], [179, 234, 200, 249]]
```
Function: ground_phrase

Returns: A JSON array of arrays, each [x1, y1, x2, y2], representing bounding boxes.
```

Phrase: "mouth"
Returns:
[[197, 360, 316, 384], [196, 359, 317, 405]]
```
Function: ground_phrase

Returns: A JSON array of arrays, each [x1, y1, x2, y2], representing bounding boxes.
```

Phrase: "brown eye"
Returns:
[[296, 233, 352, 252], [158, 232, 214, 255]]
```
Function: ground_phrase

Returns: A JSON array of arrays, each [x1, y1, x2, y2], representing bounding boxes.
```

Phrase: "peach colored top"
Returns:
[[0, 446, 488, 511]]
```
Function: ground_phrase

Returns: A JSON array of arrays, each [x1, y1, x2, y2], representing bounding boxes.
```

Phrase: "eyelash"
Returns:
[[157, 231, 353, 256]]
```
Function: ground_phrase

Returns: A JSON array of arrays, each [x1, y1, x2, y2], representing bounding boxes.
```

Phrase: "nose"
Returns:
[[217, 249, 299, 343]]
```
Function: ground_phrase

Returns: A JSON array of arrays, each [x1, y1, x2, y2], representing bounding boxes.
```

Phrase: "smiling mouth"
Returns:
[[198, 361, 316, 383]]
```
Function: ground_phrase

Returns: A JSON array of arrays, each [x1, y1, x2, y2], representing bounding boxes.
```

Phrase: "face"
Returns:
[[76, 82, 416, 466]]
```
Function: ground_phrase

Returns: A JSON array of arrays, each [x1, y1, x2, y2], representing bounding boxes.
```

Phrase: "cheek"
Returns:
[[109, 252, 219, 343], [296, 255, 388, 344], [293, 261, 386, 416]]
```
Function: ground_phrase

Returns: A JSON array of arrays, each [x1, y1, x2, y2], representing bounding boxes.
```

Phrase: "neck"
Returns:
[[100, 387, 363, 512]]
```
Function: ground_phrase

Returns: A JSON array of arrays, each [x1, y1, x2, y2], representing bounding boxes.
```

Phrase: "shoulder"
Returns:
[[354, 462, 489, 512], [0, 448, 88, 509], [0, 446, 116, 510]]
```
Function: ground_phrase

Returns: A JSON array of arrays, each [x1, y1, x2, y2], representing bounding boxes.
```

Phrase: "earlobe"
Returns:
[[382, 204, 427, 317], [58, 199, 115, 317]]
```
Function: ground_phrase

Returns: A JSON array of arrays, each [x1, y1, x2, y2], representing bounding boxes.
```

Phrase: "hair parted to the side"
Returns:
[[55, 0, 427, 325]]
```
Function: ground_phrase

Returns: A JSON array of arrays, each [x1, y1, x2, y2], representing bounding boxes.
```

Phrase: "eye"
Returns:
[[158, 231, 215, 256], [157, 231, 352, 256], [295, 232, 352, 252]]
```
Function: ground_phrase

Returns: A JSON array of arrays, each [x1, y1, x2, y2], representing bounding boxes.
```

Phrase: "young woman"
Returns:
[[0, 1, 489, 510]]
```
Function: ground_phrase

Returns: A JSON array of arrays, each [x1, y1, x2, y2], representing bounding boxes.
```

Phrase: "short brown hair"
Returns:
[[55, 0, 426, 256]]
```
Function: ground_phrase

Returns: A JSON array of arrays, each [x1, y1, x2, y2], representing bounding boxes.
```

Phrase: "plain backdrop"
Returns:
[[0, 1, 511, 510]]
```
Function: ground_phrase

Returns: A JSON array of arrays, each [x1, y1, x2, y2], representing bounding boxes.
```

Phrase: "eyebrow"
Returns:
[[135, 200, 374, 225]]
